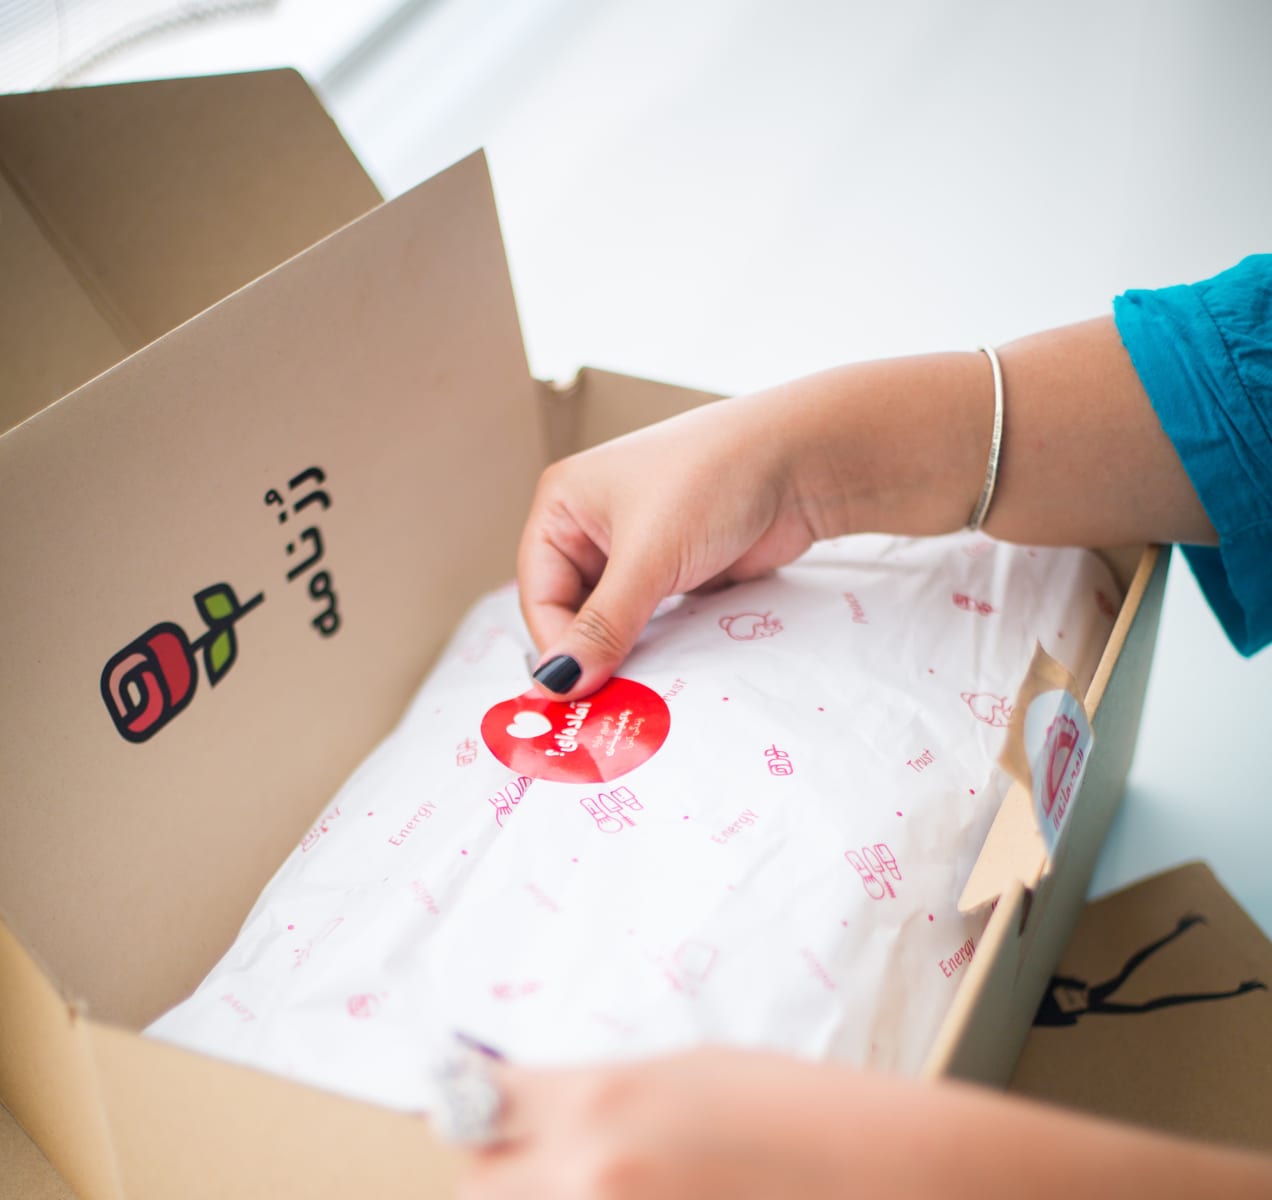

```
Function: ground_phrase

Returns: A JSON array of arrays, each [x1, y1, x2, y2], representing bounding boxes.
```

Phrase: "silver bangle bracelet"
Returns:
[[967, 345, 1004, 532]]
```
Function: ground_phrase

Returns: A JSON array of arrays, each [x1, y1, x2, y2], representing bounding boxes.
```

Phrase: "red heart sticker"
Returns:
[[481, 677, 671, 784], [1044, 715, 1079, 816]]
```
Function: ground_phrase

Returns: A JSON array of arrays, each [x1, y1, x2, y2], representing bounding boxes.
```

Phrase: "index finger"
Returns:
[[516, 515, 609, 653]]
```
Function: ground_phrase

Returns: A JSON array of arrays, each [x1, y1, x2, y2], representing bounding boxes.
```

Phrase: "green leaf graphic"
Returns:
[[207, 630, 235, 683], [198, 586, 236, 623]]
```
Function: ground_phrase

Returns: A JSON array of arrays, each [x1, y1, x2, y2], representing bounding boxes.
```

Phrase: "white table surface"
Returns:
[[63, 0, 1272, 933]]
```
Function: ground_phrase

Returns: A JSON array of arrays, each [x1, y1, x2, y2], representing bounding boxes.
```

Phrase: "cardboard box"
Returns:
[[1011, 861, 1272, 1154], [0, 70, 1168, 1199]]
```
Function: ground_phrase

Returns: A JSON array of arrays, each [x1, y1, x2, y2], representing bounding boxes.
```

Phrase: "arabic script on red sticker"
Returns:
[[481, 677, 671, 784]]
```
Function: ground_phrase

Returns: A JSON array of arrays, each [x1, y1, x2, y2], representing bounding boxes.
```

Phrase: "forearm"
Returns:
[[759, 315, 1216, 547], [786, 1067, 1272, 1200]]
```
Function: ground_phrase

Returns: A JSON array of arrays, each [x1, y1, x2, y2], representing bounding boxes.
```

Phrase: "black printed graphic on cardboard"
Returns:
[[100, 583, 264, 743], [1034, 914, 1268, 1027], [265, 466, 340, 636]]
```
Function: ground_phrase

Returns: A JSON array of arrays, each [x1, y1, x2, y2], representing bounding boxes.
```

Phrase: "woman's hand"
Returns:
[[517, 319, 1216, 700], [517, 386, 831, 699], [458, 1048, 861, 1200], [456, 1048, 1272, 1200]]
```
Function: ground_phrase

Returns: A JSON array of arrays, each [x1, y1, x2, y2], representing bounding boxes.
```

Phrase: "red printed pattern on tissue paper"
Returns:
[[962, 691, 1013, 728], [845, 843, 902, 899], [939, 937, 976, 979], [765, 745, 794, 775], [719, 611, 782, 640], [346, 993, 381, 1019], [580, 786, 643, 833], [665, 940, 717, 995], [489, 776, 533, 827], [481, 678, 670, 784], [952, 593, 994, 616], [493, 981, 542, 1000]]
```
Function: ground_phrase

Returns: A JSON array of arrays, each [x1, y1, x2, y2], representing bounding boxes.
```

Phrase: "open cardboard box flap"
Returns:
[[0, 72, 1168, 1199], [0, 69, 384, 435]]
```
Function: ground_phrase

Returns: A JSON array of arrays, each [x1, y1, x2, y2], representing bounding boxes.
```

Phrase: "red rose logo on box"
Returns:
[[481, 677, 671, 784], [100, 582, 264, 743]]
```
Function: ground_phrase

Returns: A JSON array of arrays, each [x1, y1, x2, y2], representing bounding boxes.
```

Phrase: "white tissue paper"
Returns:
[[147, 533, 1121, 1111]]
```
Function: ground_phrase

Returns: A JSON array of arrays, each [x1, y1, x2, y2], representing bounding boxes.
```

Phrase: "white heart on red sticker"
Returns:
[[506, 711, 552, 739], [481, 677, 671, 784]]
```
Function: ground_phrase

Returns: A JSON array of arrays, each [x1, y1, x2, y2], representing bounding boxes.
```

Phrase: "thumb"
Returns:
[[530, 550, 670, 700]]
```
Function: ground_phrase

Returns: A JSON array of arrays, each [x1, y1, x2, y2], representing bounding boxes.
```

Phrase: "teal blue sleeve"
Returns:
[[1113, 255, 1272, 656]]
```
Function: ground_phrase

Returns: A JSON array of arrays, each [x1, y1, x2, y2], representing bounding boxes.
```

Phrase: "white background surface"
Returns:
[[5, 0, 1270, 930]]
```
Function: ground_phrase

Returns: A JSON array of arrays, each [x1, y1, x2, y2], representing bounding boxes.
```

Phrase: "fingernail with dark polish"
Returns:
[[533, 653, 581, 694], [454, 1031, 506, 1060]]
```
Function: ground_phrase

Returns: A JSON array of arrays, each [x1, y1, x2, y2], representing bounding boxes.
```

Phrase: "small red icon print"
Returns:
[[718, 611, 783, 640], [489, 776, 534, 827], [300, 803, 342, 853], [455, 738, 479, 767], [492, 981, 542, 1001], [961, 691, 1014, 728], [1044, 715, 1080, 818], [764, 745, 794, 775], [1095, 589, 1119, 620], [961, 539, 994, 560], [845, 843, 902, 900], [952, 592, 994, 616], [292, 917, 344, 970], [346, 993, 381, 1020], [481, 678, 671, 784], [580, 785, 644, 833], [665, 940, 717, 994]]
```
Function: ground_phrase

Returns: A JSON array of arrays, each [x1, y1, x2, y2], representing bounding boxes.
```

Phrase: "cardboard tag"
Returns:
[[999, 644, 1093, 855]]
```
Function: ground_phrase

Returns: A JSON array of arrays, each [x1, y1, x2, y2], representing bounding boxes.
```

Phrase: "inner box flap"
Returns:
[[0, 69, 381, 434], [0, 148, 542, 1031], [959, 545, 1166, 914]]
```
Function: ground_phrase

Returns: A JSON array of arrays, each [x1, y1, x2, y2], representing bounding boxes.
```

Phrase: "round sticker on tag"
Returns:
[[481, 677, 671, 783], [1023, 688, 1092, 852]]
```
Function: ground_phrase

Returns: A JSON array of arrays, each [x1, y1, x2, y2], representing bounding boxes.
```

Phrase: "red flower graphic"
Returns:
[[100, 622, 197, 742], [100, 583, 263, 743]]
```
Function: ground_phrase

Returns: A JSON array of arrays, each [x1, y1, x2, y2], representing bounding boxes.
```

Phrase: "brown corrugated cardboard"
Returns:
[[0, 71, 1170, 1198], [0, 69, 381, 432], [1012, 861, 1272, 1153], [0, 1104, 76, 1200]]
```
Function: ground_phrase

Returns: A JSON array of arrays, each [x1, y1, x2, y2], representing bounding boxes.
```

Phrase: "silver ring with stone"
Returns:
[[430, 1047, 504, 1146]]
